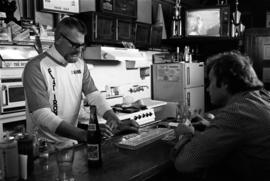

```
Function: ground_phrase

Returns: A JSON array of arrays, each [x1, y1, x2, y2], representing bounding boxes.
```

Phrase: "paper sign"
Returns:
[[42, 0, 79, 13]]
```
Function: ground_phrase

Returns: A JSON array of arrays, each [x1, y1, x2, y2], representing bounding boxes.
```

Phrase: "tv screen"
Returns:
[[185, 8, 222, 37]]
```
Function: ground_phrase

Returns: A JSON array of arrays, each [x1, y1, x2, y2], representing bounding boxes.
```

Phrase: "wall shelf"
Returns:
[[162, 36, 242, 46], [161, 36, 243, 62]]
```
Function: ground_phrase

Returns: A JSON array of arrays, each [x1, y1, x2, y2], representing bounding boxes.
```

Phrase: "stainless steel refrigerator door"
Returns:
[[184, 62, 204, 88], [185, 86, 205, 115], [152, 63, 185, 102], [152, 62, 204, 102], [154, 86, 205, 121]]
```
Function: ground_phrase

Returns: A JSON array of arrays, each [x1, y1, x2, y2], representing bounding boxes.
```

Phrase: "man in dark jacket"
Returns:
[[172, 51, 270, 181]]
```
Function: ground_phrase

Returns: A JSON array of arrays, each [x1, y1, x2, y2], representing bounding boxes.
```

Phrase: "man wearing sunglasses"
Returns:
[[23, 17, 138, 149]]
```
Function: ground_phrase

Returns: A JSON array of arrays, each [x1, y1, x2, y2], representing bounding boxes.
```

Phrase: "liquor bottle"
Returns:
[[175, 46, 180, 62], [87, 105, 102, 168], [183, 46, 191, 63]]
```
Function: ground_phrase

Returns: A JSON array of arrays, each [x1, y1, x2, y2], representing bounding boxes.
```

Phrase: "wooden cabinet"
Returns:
[[117, 18, 135, 41], [137, 0, 152, 24], [135, 22, 151, 49], [97, 0, 137, 19], [244, 28, 270, 90], [95, 14, 116, 42], [76, 12, 135, 45], [114, 0, 137, 18]]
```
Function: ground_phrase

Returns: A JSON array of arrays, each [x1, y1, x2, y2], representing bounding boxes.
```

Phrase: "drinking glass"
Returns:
[[176, 102, 191, 125], [38, 138, 50, 170], [55, 147, 75, 181]]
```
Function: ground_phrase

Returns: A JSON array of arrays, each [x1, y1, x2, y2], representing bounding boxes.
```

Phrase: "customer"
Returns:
[[172, 51, 270, 181], [23, 17, 138, 149]]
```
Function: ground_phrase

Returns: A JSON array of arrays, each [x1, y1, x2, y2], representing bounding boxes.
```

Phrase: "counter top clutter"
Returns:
[[0, 125, 176, 181], [28, 134, 175, 181]]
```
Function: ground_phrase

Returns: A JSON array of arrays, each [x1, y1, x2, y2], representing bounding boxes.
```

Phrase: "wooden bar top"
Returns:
[[28, 137, 175, 181]]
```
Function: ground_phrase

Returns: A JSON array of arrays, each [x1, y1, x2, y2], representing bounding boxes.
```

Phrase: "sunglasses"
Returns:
[[61, 33, 85, 49]]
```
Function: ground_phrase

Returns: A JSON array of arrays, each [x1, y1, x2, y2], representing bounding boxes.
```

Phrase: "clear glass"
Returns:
[[176, 102, 191, 125], [38, 138, 50, 170], [55, 147, 75, 181]]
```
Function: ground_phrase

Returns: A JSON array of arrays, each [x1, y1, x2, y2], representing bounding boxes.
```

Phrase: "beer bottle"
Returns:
[[87, 105, 102, 168]]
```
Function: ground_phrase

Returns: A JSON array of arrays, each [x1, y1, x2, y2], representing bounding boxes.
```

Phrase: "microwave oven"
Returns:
[[0, 68, 25, 114], [0, 78, 25, 114]]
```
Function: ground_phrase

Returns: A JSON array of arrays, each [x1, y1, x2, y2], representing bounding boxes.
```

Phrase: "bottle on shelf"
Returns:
[[176, 46, 180, 62], [183, 46, 192, 63], [172, 0, 182, 37], [217, 0, 227, 5], [87, 105, 102, 168]]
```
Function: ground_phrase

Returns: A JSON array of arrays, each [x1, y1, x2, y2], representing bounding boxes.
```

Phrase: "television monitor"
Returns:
[[185, 6, 230, 37], [0, 45, 39, 60]]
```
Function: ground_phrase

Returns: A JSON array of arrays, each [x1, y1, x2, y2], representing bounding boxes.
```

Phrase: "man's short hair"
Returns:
[[54, 16, 87, 40], [206, 51, 263, 94]]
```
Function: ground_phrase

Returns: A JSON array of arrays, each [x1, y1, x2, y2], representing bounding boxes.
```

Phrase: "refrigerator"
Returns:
[[151, 62, 205, 119]]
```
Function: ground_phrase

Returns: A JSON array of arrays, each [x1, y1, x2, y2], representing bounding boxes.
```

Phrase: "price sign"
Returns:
[[42, 0, 79, 13]]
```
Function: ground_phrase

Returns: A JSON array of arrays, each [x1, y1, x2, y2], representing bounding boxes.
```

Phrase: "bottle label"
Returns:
[[88, 124, 96, 131], [87, 144, 99, 161]]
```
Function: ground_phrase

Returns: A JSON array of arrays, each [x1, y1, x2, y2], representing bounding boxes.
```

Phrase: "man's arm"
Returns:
[[82, 63, 138, 132], [103, 109, 121, 130], [32, 108, 87, 142], [55, 121, 87, 142], [85, 92, 139, 132], [174, 114, 243, 173], [85, 91, 113, 119]]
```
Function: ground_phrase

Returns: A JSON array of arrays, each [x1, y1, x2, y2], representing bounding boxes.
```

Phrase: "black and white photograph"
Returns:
[[0, 0, 270, 181]]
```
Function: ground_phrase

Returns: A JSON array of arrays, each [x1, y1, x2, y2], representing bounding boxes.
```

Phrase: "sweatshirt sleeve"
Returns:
[[85, 91, 112, 117], [32, 107, 63, 133]]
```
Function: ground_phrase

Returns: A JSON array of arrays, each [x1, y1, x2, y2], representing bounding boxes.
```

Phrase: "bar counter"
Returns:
[[28, 137, 176, 181]]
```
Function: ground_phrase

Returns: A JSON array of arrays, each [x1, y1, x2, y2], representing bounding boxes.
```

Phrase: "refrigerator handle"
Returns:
[[187, 67, 190, 85], [187, 91, 191, 107]]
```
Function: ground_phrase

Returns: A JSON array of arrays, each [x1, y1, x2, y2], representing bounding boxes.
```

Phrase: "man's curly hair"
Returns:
[[206, 51, 263, 94]]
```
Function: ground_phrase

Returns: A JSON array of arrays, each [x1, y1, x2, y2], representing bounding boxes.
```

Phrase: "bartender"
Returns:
[[23, 16, 138, 149]]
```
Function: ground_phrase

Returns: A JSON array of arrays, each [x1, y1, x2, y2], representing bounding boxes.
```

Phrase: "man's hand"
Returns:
[[114, 119, 139, 135], [99, 123, 113, 139], [103, 109, 121, 131], [103, 109, 139, 135], [106, 119, 119, 131], [191, 114, 212, 131], [174, 123, 195, 139]]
